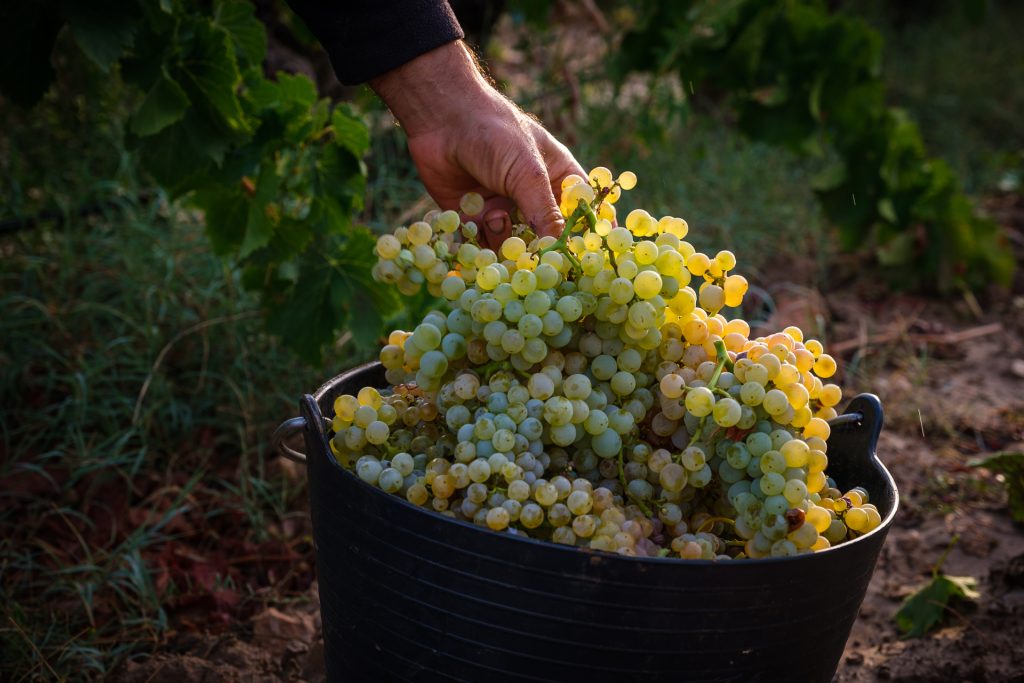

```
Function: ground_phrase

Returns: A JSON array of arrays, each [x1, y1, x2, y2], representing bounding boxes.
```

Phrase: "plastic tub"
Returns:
[[274, 361, 898, 682]]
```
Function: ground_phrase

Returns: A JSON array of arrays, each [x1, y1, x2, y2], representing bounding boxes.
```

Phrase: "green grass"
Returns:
[[0, 186, 351, 680]]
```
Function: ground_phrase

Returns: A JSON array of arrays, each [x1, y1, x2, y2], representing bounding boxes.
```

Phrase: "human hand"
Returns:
[[370, 41, 585, 248]]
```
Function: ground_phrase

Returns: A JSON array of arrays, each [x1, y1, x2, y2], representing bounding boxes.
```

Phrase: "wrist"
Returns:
[[370, 41, 496, 138]]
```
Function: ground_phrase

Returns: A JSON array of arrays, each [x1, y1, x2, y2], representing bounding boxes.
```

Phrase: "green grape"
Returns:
[[460, 192, 485, 216], [376, 234, 401, 259], [712, 397, 742, 427], [685, 386, 715, 417], [633, 270, 662, 299]]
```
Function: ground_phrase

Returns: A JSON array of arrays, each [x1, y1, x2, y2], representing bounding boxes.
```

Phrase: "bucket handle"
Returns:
[[272, 415, 331, 464]]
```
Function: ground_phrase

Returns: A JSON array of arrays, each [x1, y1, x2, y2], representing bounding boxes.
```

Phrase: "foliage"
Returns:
[[894, 537, 979, 637], [614, 0, 1015, 291], [0, 0, 389, 363], [970, 451, 1024, 523]]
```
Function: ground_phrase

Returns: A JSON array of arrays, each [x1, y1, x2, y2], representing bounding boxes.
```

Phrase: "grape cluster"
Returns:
[[333, 168, 882, 559]]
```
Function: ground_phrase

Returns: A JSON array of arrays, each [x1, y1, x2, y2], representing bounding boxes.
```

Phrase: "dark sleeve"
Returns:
[[286, 1, 465, 85]]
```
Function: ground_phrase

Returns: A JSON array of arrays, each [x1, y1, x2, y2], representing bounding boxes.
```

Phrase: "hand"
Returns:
[[370, 41, 586, 248]]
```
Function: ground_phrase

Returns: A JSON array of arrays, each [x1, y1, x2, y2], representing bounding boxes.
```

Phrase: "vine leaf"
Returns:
[[895, 574, 979, 638], [328, 228, 399, 351], [178, 19, 251, 135], [194, 187, 248, 256], [214, 0, 267, 65], [241, 163, 283, 257], [264, 229, 396, 362], [131, 72, 190, 136], [332, 105, 370, 158], [64, 1, 139, 73], [139, 113, 226, 193]]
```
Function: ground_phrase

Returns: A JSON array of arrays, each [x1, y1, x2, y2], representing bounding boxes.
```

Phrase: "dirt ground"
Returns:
[[115, 198, 1024, 682]]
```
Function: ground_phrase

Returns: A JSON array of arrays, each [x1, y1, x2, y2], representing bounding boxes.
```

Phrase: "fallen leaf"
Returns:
[[895, 573, 979, 637], [252, 607, 317, 650]]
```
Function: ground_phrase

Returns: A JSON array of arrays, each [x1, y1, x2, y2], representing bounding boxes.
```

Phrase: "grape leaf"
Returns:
[[64, 1, 140, 72], [131, 72, 190, 136], [263, 229, 392, 363], [214, 0, 267, 66], [332, 105, 370, 158], [241, 163, 283, 257], [969, 451, 1024, 522], [895, 573, 979, 638], [328, 228, 398, 351], [138, 112, 227, 194], [277, 72, 318, 110], [178, 19, 250, 135], [265, 252, 339, 364], [194, 187, 248, 256]]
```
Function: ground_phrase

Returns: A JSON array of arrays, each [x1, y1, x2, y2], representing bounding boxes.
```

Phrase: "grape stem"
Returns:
[[696, 516, 735, 533], [539, 199, 593, 273], [476, 360, 512, 381], [685, 341, 731, 448], [708, 340, 730, 389]]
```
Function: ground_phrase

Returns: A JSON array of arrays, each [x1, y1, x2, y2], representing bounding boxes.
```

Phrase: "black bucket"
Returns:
[[274, 361, 898, 682]]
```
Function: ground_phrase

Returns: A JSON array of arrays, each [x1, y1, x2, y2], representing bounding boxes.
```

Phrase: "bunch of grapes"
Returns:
[[330, 168, 882, 559]]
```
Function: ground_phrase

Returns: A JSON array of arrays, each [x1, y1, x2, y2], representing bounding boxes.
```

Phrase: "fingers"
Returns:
[[482, 209, 512, 248], [480, 196, 516, 248], [504, 153, 565, 239], [537, 130, 587, 190]]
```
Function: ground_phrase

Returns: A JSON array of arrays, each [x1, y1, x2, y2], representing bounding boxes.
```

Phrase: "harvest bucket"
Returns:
[[273, 361, 898, 682]]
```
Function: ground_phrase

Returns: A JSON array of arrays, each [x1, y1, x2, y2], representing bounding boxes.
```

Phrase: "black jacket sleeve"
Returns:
[[286, 1, 465, 85]]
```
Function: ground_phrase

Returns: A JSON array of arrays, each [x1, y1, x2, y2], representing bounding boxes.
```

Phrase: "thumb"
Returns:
[[505, 155, 565, 239]]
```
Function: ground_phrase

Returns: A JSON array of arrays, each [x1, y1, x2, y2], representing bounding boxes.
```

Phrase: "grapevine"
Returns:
[[338, 168, 882, 559]]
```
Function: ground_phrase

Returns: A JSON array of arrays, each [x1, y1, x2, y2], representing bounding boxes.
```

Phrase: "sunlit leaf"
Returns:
[[895, 573, 979, 638]]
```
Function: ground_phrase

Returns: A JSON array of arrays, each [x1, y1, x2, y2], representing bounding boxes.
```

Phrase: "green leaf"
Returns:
[[331, 105, 370, 158], [193, 188, 248, 255], [328, 228, 398, 351], [138, 112, 227, 194], [276, 72, 318, 109], [214, 0, 267, 65], [969, 451, 1024, 522], [241, 162, 283, 257], [265, 254, 338, 364], [131, 72, 190, 136], [895, 573, 979, 638], [64, 1, 140, 72], [178, 18, 250, 135]]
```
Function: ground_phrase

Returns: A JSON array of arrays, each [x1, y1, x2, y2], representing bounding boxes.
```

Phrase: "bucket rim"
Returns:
[[309, 361, 900, 566]]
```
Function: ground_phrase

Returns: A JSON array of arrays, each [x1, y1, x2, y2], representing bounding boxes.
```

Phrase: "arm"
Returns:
[[285, 1, 584, 244], [370, 41, 585, 243]]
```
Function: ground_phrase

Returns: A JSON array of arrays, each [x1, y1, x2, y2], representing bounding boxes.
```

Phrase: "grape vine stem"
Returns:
[[686, 340, 731, 448], [539, 199, 594, 273]]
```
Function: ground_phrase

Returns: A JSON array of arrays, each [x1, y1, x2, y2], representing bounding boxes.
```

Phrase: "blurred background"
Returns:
[[2, 1, 1022, 680]]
